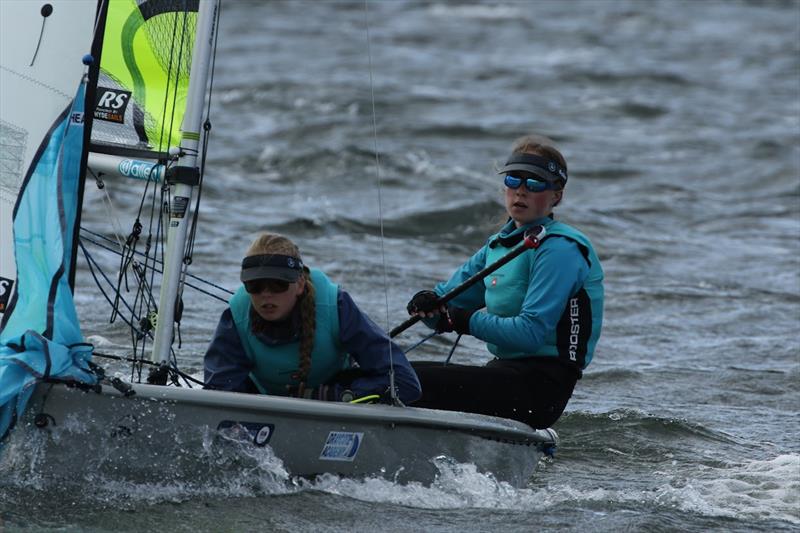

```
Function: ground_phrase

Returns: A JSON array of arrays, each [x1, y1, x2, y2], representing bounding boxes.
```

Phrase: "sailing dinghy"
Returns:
[[0, 0, 557, 488]]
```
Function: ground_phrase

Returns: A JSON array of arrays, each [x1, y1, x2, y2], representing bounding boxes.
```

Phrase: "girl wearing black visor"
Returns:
[[204, 232, 421, 404], [406, 134, 604, 429]]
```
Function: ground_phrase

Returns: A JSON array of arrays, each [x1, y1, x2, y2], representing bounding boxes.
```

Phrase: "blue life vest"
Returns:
[[229, 268, 348, 394], [483, 219, 604, 369]]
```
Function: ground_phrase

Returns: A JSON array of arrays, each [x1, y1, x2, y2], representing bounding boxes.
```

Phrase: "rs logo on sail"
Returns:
[[94, 87, 131, 124]]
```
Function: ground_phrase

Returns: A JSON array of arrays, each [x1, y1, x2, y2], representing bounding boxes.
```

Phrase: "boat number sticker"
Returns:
[[319, 431, 363, 462], [217, 421, 275, 447], [0, 276, 13, 313], [94, 87, 131, 124], [172, 196, 190, 219]]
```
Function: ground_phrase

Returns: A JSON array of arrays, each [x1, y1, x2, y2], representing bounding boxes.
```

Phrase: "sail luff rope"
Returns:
[[83, 0, 120, 254], [91, 0, 108, 51], [363, 0, 400, 405]]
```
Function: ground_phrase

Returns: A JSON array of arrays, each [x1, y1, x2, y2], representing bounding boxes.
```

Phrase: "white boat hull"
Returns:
[[7, 382, 557, 487]]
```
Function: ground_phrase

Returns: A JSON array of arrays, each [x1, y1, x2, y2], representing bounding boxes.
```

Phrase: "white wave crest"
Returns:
[[303, 453, 799, 526], [656, 454, 800, 525]]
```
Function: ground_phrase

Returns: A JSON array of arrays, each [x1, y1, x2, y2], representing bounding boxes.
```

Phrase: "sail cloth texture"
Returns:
[[91, 0, 198, 156], [0, 0, 100, 308], [0, 83, 96, 442]]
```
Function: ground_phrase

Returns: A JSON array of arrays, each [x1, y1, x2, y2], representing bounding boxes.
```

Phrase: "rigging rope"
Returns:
[[89, 168, 126, 252], [80, 2, 216, 382], [176, 0, 222, 349], [184, 0, 221, 265], [363, 0, 401, 406], [92, 350, 202, 388], [156, 2, 192, 342], [157, 3, 191, 159], [80, 228, 232, 300]]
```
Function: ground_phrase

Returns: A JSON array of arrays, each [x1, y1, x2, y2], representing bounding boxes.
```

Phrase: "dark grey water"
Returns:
[[3, 0, 799, 531]]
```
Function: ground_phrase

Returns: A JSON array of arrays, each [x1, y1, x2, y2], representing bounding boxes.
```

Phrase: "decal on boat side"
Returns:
[[217, 421, 275, 447], [319, 431, 363, 462]]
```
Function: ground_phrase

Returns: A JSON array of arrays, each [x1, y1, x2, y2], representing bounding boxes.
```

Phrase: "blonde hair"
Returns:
[[246, 232, 316, 388]]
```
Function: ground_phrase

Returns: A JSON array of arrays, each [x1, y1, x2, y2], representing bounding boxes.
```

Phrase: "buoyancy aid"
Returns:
[[483, 219, 604, 370], [229, 268, 348, 394]]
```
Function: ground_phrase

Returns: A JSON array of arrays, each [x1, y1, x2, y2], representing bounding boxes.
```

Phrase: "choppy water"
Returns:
[[2, 0, 799, 531]]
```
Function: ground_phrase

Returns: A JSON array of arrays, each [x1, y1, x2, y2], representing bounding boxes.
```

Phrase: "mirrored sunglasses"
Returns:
[[504, 174, 558, 193]]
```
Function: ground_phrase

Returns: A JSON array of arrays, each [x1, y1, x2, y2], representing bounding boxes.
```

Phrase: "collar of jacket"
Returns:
[[251, 304, 302, 346], [489, 215, 553, 248]]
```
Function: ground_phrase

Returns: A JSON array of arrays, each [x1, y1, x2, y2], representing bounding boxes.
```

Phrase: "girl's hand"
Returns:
[[406, 290, 442, 318]]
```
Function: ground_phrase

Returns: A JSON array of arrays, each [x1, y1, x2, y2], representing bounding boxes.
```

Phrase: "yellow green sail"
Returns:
[[91, 0, 198, 156]]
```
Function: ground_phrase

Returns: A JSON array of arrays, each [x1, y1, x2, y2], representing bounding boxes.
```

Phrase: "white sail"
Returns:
[[0, 0, 98, 317]]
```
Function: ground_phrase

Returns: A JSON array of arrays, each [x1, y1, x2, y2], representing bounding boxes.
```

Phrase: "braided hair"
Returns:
[[245, 233, 316, 387]]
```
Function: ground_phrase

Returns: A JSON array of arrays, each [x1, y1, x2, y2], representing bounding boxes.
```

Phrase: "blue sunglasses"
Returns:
[[503, 174, 558, 193]]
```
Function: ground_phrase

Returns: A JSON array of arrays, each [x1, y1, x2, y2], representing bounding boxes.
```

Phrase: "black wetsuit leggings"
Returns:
[[411, 357, 579, 429]]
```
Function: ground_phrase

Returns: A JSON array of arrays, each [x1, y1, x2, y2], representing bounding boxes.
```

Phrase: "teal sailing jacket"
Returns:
[[435, 217, 604, 370], [229, 268, 348, 394]]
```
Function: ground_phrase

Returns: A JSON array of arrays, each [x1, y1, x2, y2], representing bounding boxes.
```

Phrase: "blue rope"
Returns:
[[402, 331, 463, 366], [444, 334, 462, 366], [402, 331, 438, 353]]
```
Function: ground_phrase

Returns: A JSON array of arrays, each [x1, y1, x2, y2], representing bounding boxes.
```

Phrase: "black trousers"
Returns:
[[410, 357, 579, 429]]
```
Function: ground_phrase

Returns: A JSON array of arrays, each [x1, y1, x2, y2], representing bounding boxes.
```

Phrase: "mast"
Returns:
[[70, 0, 109, 290], [151, 0, 219, 366]]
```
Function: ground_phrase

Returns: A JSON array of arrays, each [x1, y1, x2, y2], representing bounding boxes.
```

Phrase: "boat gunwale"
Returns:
[[41, 381, 557, 447]]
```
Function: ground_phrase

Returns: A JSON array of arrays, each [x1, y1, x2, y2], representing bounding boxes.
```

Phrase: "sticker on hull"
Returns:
[[217, 421, 274, 446], [319, 431, 363, 462]]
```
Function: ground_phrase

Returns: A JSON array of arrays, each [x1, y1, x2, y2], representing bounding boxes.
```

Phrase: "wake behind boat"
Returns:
[[0, 0, 556, 488]]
